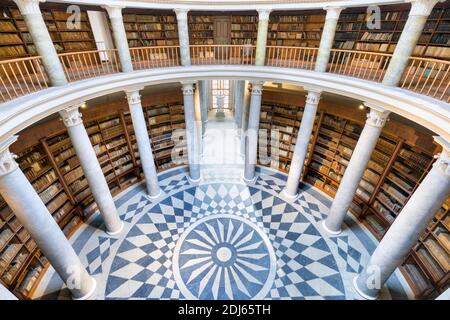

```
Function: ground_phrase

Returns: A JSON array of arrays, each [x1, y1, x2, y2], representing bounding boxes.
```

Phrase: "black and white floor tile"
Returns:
[[34, 166, 412, 300]]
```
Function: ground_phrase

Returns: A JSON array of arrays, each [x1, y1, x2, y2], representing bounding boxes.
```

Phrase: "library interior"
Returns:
[[0, 0, 448, 301]]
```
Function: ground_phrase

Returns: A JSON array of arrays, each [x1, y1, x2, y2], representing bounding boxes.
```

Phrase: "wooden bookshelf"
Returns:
[[333, 3, 450, 59], [258, 102, 321, 173], [0, 3, 96, 60], [122, 12, 179, 47], [189, 15, 214, 45], [231, 14, 258, 45], [268, 11, 326, 47]]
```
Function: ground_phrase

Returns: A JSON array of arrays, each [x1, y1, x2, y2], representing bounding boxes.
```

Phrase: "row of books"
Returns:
[[123, 15, 176, 23]]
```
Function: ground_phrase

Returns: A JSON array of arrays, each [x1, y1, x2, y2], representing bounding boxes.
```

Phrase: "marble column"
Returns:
[[198, 80, 209, 134], [13, 0, 67, 86], [174, 9, 191, 66], [181, 82, 201, 182], [240, 81, 251, 155], [0, 282, 17, 300], [0, 136, 96, 300], [125, 90, 161, 199], [255, 9, 271, 66], [382, 0, 439, 86], [235, 80, 246, 130], [283, 90, 322, 199], [324, 105, 390, 234], [59, 106, 123, 235], [103, 5, 133, 73], [315, 7, 343, 72], [243, 81, 264, 182], [354, 136, 450, 300]]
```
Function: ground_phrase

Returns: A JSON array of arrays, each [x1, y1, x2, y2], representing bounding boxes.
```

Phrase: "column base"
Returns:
[[146, 189, 163, 201], [280, 188, 299, 202], [242, 175, 257, 184], [106, 220, 124, 237], [187, 175, 202, 184], [353, 276, 378, 300], [72, 277, 97, 301], [321, 220, 342, 235]]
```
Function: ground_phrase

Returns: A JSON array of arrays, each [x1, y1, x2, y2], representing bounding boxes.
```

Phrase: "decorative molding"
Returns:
[[257, 9, 272, 21], [365, 105, 390, 127], [0, 136, 19, 176], [59, 105, 83, 127], [325, 6, 344, 20], [125, 90, 142, 105], [0, 66, 449, 148], [102, 5, 125, 19], [174, 8, 189, 20], [306, 90, 322, 105], [407, 0, 440, 16], [13, 0, 44, 15]]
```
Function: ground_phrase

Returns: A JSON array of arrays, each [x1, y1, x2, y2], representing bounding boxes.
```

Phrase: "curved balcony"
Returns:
[[1, 45, 449, 104]]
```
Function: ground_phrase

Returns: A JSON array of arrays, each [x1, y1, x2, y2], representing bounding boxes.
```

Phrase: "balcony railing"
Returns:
[[59, 49, 121, 82], [266, 46, 318, 70], [130, 46, 181, 70], [0, 56, 48, 102], [401, 57, 450, 103], [0, 45, 449, 104], [328, 49, 392, 82], [190, 45, 256, 65]]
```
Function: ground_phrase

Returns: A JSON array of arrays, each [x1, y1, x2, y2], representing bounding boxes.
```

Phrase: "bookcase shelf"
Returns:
[[258, 100, 448, 299], [268, 12, 326, 47], [123, 12, 179, 47], [333, 4, 450, 59], [0, 4, 96, 60]]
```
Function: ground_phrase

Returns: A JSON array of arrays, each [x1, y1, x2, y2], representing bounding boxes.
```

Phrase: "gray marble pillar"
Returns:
[[14, 0, 67, 86], [198, 80, 209, 135], [181, 82, 201, 182], [103, 5, 133, 73], [0, 282, 17, 300], [235, 80, 246, 130], [0, 136, 96, 300], [354, 136, 450, 300], [255, 10, 271, 66], [283, 90, 322, 199], [240, 81, 251, 155], [324, 105, 390, 234], [382, 0, 439, 86], [315, 7, 343, 72], [243, 81, 264, 182], [59, 106, 123, 235], [126, 90, 161, 198], [174, 9, 191, 66]]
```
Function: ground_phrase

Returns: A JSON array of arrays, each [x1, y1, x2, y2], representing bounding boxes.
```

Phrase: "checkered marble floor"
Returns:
[[33, 166, 412, 300]]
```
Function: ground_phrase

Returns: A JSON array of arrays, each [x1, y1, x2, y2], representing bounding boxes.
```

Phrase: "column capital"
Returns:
[[407, 0, 440, 17], [433, 136, 450, 176], [125, 88, 143, 105], [250, 81, 264, 95], [257, 9, 272, 21], [13, 0, 44, 15], [365, 104, 390, 128], [59, 105, 83, 127], [174, 8, 189, 20], [181, 82, 195, 96], [0, 136, 19, 176], [324, 6, 344, 20], [306, 90, 322, 105], [103, 5, 125, 19]]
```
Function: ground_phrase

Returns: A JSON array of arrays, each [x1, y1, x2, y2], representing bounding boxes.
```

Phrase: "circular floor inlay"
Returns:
[[173, 214, 276, 300]]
